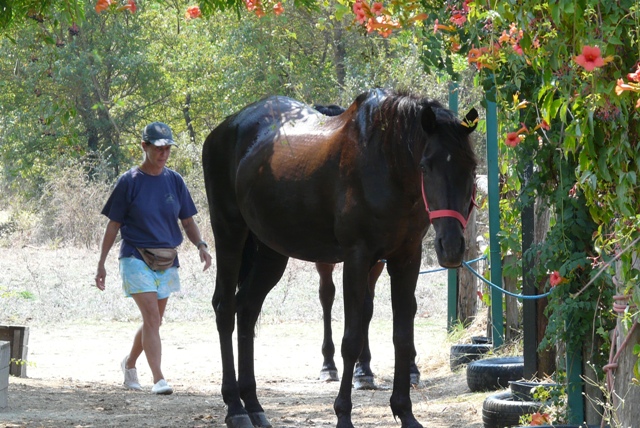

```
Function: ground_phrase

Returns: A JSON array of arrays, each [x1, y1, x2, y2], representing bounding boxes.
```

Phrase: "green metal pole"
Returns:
[[486, 94, 504, 347], [566, 340, 585, 424], [447, 269, 458, 331], [522, 161, 537, 379], [447, 82, 459, 331]]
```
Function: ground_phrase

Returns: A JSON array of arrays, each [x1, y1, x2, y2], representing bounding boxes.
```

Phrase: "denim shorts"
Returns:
[[119, 256, 180, 299]]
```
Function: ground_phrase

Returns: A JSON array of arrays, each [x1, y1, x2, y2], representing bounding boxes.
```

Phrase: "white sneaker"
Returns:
[[121, 356, 142, 391], [151, 379, 173, 395]]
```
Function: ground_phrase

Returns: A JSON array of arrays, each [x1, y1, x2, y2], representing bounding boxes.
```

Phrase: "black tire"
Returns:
[[467, 356, 524, 392], [450, 343, 492, 370], [472, 336, 492, 345], [482, 391, 543, 428], [508, 380, 559, 401]]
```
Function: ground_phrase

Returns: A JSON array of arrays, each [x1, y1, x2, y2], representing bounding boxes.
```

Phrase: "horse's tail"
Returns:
[[238, 232, 258, 289], [313, 104, 345, 117]]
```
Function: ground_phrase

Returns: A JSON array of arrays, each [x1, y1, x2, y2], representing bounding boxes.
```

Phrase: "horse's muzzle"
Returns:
[[434, 231, 465, 268]]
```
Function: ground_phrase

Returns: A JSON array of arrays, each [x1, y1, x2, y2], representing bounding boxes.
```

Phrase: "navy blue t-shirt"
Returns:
[[101, 167, 198, 265]]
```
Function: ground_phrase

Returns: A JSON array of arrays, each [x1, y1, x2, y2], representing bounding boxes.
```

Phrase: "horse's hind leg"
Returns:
[[317, 262, 339, 382], [236, 241, 289, 428], [211, 227, 253, 428], [353, 260, 384, 390], [409, 347, 421, 387]]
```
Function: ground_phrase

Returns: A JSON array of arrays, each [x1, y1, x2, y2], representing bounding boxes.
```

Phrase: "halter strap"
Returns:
[[421, 179, 476, 229]]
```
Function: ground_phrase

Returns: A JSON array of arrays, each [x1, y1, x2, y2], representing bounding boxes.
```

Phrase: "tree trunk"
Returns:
[[613, 253, 640, 427], [583, 341, 603, 425], [182, 93, 196, 144], [503, 254, 520, 342], [534, 199, 555, 376], [612, 320, 640, 427], [457, 208, 478, 326], [332, 24, 346, 89]]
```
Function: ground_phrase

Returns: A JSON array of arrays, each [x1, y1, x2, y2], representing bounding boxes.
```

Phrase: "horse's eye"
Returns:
[[419, 162, 427, 173]]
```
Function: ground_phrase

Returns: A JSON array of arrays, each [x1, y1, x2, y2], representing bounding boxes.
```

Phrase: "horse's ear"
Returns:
[[421, 105, 437, 134], [462, 108, 479, 133]]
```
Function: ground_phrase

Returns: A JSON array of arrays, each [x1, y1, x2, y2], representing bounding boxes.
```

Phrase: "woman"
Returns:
[[95, 121, 212, 395]]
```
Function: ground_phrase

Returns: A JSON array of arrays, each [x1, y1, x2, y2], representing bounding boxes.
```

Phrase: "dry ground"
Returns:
[[0, 247, 492, 427]]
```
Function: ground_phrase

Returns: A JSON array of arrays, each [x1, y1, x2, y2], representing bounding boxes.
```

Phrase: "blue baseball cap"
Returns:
[[142, 122, 178, 147]]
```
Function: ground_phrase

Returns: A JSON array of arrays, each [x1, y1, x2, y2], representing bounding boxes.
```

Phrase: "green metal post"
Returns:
[[447, 82, 459, 331], [447, 269, 458, 331], [522, 161, 537, 379], [448, 81, 459, 113], [566, 341, 585, 424], [486, 95, 504, 347]]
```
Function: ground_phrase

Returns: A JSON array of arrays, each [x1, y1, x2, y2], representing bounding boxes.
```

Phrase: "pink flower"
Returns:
[[615, 78, 637, 96], [371, 2, 384, 16], [185, 5, 201, 19], [95, 0, 113, 13], [513, 44, 523, 55], [273, 2, 284, 15], [549, 271, 563, 287], [627, 65, 640, 83], [498, 30, 510, 45], [124, 0, 136, 13], [574, 45, 605, 71], [531, 412, 552, 425], [353, 1, 368, 24], [505, 132, 522, 147], [450, 12, 467, 27]]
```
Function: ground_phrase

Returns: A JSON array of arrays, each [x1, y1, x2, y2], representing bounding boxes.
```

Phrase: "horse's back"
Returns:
[[203, 96, 357, 262]]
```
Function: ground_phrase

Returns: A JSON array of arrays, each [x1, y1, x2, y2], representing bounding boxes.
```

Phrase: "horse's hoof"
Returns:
[[410, 372, 421, 387], [353, 375, 377, 390], [320, 368, 339, 382], [225, 414, 255, 428], [249, 411, 272, 428]]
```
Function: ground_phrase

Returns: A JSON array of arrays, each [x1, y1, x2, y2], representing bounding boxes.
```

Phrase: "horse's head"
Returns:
[[419, 104, 478, 268]]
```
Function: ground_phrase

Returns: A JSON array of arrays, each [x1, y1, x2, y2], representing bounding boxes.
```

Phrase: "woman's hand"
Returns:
[[95, 264, 107, 291], [199, 246, 212, 271]]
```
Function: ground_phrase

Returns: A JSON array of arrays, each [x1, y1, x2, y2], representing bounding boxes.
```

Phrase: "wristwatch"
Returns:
[[196, 241, 208, 250]]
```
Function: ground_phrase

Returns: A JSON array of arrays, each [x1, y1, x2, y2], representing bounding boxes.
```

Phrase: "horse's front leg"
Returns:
[[386, 255, 423, 428], [334, 256, 371, 428]]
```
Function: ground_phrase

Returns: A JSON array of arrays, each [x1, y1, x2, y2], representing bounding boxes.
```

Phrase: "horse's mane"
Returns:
[[354, 89, 477, 172]]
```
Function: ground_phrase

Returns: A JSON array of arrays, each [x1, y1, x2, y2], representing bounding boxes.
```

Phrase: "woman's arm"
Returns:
[[95, 219, 121, 290], [181, 216, 212, 271]]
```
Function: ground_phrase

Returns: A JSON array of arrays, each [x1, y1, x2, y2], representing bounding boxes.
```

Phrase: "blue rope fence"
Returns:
[[417, 255, 554, 301], [418, 255, 487, 275]]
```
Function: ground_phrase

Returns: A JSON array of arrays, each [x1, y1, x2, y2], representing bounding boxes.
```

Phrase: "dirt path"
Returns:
[[1, 319, 488, 427]]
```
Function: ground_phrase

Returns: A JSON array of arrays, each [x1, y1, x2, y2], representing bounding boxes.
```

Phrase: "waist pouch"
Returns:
[[136, 248, 177, 271]]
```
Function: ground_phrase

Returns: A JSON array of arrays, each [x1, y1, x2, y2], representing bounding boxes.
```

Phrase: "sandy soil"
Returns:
[[1, 318, 489, 428], [0, 246, 491, 427]]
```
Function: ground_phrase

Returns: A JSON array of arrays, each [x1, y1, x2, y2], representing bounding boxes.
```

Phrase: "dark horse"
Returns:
[[313, 104, 420, 389], [203, 88, 478, 428]]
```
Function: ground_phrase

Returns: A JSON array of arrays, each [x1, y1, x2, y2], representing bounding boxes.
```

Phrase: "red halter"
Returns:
[[421, 179, 477, 229]]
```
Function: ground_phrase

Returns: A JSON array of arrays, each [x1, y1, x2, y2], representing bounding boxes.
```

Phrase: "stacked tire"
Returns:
[[482, 390, 543, 428], [449, 336, 492, 370], [466, 356, 526, 428], [467, 356, 524, 392]]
